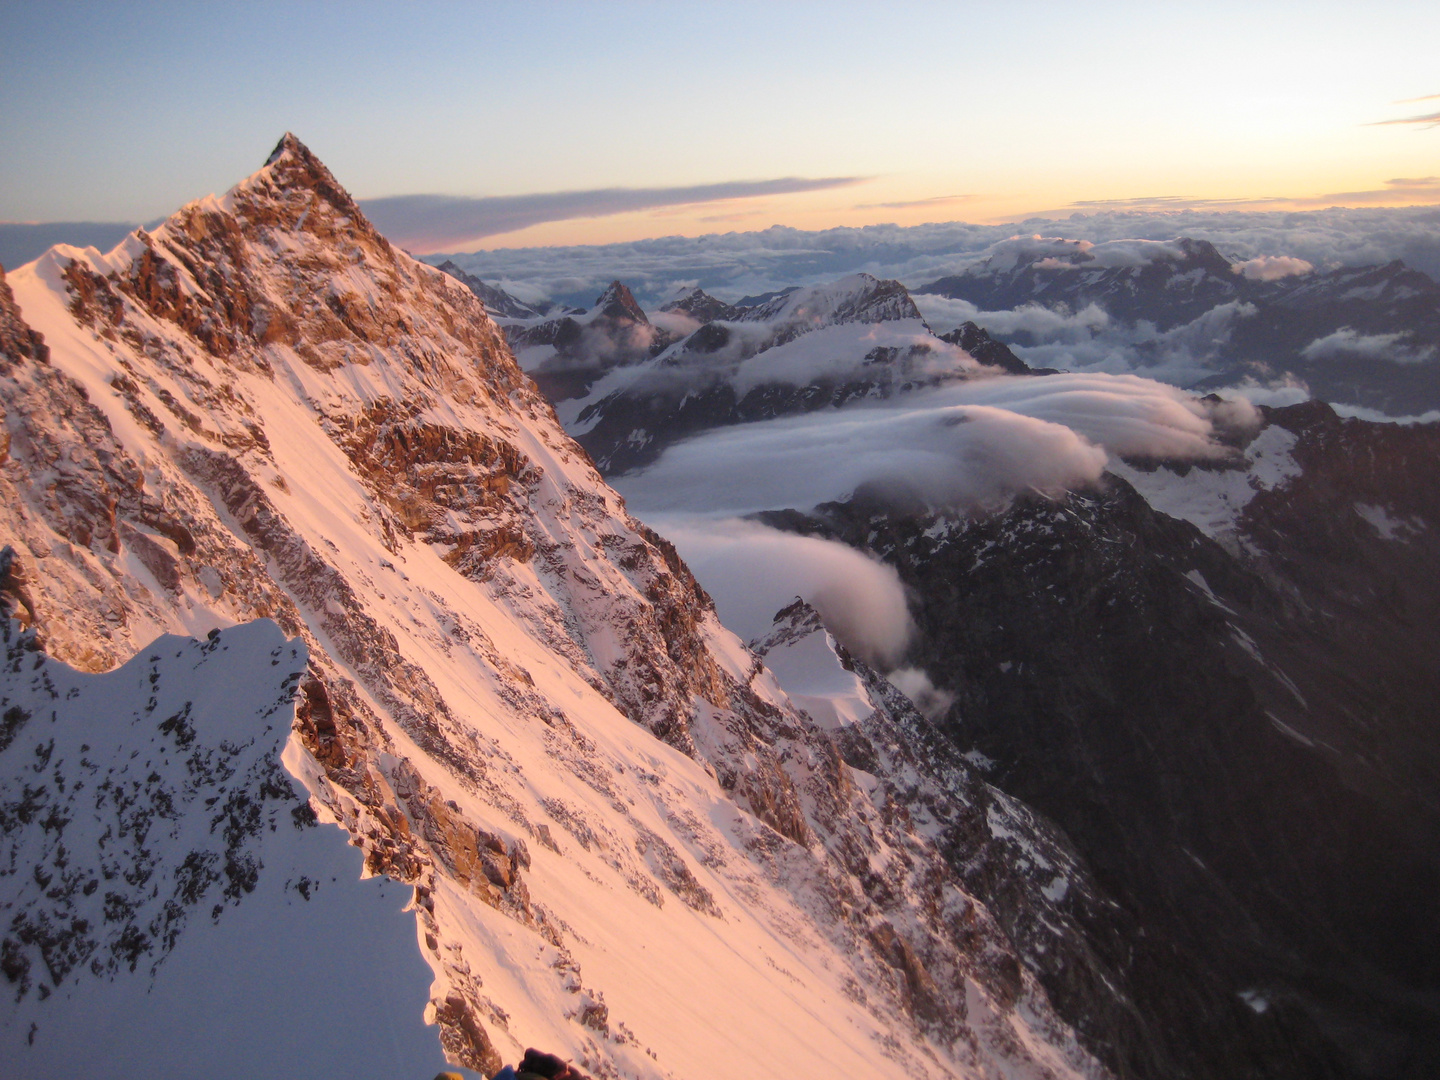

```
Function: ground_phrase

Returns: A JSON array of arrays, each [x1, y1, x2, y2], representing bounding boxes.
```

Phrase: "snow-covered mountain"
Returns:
[[496, 274, 1030, 475], [0, 136, 1109, 1080], [917, 236, 1440, 414]]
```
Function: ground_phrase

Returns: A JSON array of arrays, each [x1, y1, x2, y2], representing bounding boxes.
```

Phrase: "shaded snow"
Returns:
[[1108, 424, 1301, 537], [0, 621, 449, 1080]]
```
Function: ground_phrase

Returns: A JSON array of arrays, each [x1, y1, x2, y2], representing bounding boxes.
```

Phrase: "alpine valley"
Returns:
[[2, 135, 1436, 1080]]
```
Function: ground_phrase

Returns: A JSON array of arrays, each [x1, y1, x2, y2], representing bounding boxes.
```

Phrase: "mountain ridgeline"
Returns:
[[918, 236, 1440, 414], [2, 136, 1111, 1080]]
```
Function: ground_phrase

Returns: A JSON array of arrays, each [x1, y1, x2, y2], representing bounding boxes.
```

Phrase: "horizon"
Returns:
[[3, 1, 1438, 257]]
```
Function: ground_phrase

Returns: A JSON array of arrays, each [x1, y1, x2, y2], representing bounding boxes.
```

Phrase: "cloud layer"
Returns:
[[359, 177, 864, 252], [1300, 327, 1437, 365], [911, 294, 1259, 386], [613, 373, 1254, 519]]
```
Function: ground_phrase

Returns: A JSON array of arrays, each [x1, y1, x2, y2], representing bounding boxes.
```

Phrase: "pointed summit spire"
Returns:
[[264, 131, 310, 168], [240, 133, 371, 241], [593, 280, 649, 325]]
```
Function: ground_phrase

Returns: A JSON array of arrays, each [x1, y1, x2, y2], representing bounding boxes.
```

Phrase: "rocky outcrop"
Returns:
[[659, 287, 742, 324], [939, 322, 1039, 376]]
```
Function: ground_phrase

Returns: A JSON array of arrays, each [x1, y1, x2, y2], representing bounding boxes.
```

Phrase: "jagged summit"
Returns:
[[264, 130, 308, 166], [939, 321, 1036, 376], [593, 280, 649, 325], [660, 286, 742, 324]]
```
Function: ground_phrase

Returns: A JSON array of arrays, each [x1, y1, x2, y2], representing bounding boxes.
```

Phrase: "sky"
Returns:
[[2, 0, 1438, 254]]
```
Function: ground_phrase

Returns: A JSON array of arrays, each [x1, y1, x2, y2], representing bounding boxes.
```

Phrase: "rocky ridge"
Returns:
[[0, 136, 1106, 1080]]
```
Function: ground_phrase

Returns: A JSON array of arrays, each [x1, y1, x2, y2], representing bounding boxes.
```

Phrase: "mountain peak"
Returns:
[[246, 132, 359, 224], [593, 280, 649, 325], [660, 286, 741, 323], [264, 131, 311, 167]]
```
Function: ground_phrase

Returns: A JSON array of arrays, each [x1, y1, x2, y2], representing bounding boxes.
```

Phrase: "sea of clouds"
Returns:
[[434, 205, 1440, 310]]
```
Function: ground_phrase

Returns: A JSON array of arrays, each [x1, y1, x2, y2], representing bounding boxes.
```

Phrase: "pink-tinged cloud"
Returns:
[[359, 177, 865, 252]]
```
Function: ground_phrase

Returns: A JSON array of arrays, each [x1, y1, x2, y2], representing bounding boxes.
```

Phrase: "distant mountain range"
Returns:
[[918, 236, 1440, 414]]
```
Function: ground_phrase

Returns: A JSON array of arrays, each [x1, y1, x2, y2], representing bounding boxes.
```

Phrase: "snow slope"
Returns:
[[0, 138, 1103, 1079], [0, 605, 449, 1079]]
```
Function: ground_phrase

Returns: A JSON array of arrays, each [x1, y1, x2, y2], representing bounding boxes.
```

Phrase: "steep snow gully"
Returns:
[[0, 137, 1106, 1079]]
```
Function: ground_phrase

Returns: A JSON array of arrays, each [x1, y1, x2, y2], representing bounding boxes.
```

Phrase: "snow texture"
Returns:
[[0, 616, 450, 1080]]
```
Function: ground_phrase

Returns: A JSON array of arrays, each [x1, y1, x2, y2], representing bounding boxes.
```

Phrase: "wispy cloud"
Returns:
[[1369, 93, 1440, 129], [854, 194, 977, 211], [1068, 195, 1289, 210], [1300, 176, 1440, 204], [1368, 110, 1440, 129], [1061, 178, 1440, 215], [359, 177, 865, 252]]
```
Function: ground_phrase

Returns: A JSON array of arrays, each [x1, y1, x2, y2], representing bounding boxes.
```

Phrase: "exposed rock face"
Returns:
[[750, 600, 1161, 1074], [759, 404, 1440, 1080], [0, 267, 48, 367], [0, 135, 1107, 1079], [659, 286, 742, 324], [938, 322, 1038, 376]]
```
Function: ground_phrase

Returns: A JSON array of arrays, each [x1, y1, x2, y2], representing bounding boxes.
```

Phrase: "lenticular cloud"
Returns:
[[613, 373, 1253, 517]]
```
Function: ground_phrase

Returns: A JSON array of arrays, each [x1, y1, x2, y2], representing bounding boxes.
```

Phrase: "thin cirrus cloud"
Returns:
[[1368, 112, 1440, 129], [357, 176, 865, 253], [1368, 93, 1440, 129], [1069, 195, 1290, 210], [853, 194, 977, 212], [1066, 177, 1440, 213]]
